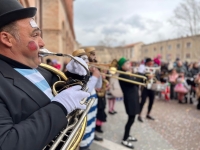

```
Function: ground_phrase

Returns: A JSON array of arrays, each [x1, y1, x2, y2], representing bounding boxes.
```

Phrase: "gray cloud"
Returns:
[[125, 15, 146, 30], [74, 0, 183, 46], [101, 25, 128, 35], [83, 27, 95, 33]]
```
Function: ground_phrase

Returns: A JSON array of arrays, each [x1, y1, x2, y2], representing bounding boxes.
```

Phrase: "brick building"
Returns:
[[141, 35, 200, 63], [85, 42, 143, 64]]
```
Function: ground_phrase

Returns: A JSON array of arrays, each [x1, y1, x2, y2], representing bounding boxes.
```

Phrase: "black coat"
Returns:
[[0, 60, 68, 150], [96, 96, 107, 122], [119, 73, 141, 116], [189, 67, 200, 77]]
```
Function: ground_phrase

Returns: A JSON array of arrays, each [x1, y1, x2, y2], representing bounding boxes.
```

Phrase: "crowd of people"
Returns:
[[158, 57, 200, 109], [135, 56, 200, 109]]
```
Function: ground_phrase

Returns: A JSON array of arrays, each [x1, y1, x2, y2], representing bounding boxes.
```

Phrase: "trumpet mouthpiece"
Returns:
[[39, 48, 53, 57], [40, 48, 51, 53]]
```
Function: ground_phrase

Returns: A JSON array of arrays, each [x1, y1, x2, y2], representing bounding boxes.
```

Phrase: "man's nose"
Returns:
[[38, 37, 45, 48]]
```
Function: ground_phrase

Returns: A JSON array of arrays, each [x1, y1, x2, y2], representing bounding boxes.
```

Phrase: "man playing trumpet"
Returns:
[[118, 57, 140, 149], [138, 58, 156, 122], [0, 1, 89, 150], [72, 48, 103, 150]]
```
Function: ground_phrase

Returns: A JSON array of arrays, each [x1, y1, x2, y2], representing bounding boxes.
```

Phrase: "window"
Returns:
[[186, 42, 191, 48], [177, 44, 180, 49], [160, 46, 163, 51], [131, 48, 134, 53], [154, 47, 156, 51], [144, 49, 148, 53], [186, 53, 190, 58], [168, 45, 171, 50], [166, 54, 171, 60], [131, 49, 134, 57], [176, 54, 180, 58]]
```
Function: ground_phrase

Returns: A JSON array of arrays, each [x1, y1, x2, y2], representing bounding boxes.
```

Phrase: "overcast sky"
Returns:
[[74, 0, 183, 47]]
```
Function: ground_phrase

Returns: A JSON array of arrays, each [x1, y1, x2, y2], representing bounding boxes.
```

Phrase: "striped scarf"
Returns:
[[14, 68, 54, 100]]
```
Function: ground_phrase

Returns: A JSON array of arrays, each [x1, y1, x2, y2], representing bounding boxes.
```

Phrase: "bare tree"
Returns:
[[99, 35, 118, 47], [170, 0, 200, 36]]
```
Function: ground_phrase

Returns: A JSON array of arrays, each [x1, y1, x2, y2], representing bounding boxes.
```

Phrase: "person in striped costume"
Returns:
[[72, 48, 103, 150]]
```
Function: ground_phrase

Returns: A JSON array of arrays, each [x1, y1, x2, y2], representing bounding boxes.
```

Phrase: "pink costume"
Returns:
[[153, 54, 161, 66], [174, 77, 189, 94]]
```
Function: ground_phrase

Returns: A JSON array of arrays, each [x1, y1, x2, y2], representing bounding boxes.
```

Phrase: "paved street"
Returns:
[[90, 98, 200, 150]]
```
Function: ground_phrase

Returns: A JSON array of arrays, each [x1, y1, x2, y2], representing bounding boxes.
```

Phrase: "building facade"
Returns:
[[87, 42, 143, 64], [19, 0, 77, 67], [123, 42, 143, 62], [141, 35, 200, 63]]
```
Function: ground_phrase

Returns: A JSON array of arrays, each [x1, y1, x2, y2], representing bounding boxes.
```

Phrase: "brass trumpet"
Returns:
[[88, 63, 148, 86]]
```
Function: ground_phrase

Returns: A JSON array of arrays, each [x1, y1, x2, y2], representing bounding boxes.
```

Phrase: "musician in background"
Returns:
[[0, 1, 89, 150], [75, 48, 103, 150], [95, 70, 109, 133], [118, 57, 139, 149], [138, 58, 156, 122]]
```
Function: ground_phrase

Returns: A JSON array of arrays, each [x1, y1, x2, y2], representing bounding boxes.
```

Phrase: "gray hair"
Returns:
[[0, 22, 20, 41]]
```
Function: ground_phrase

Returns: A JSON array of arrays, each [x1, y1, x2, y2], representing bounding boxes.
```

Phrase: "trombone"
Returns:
[[89, 63, 148, 86]]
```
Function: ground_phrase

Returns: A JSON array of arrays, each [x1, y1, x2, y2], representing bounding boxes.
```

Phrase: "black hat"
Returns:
[[0, 0, 37, 29]]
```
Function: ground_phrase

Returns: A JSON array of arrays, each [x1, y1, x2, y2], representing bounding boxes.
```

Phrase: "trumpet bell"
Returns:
[[109, 67, 117, 74], [52, 80, 84, 95]]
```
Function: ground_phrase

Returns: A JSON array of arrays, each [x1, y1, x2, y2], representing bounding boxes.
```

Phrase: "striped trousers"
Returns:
[[79, 94, 98, 149]]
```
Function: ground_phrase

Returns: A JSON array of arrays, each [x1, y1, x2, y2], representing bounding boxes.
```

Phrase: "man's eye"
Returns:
[[33, 33, 39, 37]]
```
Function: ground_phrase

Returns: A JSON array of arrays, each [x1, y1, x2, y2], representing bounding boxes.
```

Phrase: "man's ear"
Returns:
[[0, 32, 13, 48]]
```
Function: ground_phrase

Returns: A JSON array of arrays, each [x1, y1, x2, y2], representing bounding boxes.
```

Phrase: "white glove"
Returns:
[[52, 85, 90, 114], [147, 83, 152, 89], [66, 57, 88, 76], [95, 75, 102, 89], [87, 76, 98, 93], [138, 64, 145, 74]]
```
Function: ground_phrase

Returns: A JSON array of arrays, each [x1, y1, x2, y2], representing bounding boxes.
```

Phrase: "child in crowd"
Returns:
[[174, 71, 190, 103], [168, 69, 179, 100]]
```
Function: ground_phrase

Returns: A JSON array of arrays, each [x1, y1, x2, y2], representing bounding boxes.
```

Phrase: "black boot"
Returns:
[[95, 125, 103, 133], [79, 147, 90, 150], [190, 98, 193, 104], [178, 100, 184, 104], [146, 115, 155, 120], [138, 116, 143, 123], [94, 134, 103, 141], [197, 101, 200, 110]]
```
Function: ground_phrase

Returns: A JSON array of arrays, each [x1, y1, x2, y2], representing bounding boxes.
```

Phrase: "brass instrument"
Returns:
[[89, 61, 166, 92], [39, 48, 95, 150], [96, 79, 109, 97], [89, 63, 148, 86], [144, 66, 168, 91]]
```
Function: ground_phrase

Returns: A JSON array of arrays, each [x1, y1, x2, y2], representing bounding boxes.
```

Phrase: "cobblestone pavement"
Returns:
[[90, 98, 200, 150], [147, 99, 200, 150]]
